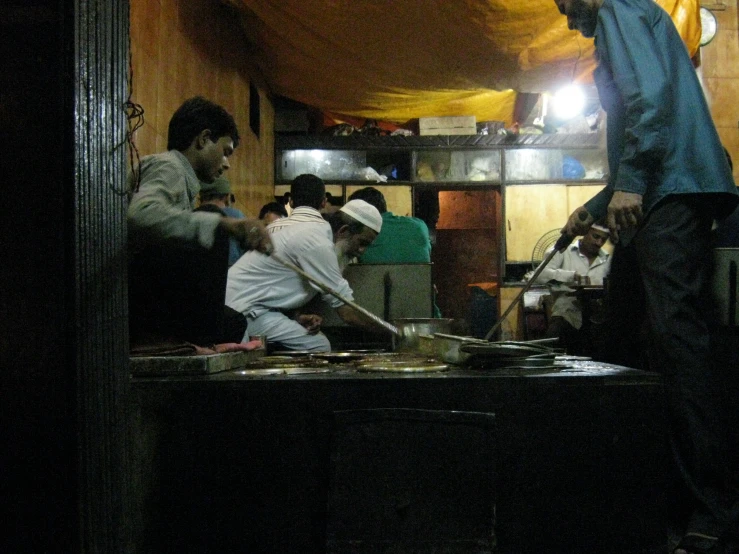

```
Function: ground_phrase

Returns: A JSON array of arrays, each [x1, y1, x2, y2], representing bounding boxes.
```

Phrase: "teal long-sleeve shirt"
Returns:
[[583, 0, 737, 221]]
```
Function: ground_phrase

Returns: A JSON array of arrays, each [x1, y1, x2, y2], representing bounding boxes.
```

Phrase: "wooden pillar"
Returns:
[[73, 0, 131, 550], [1, 0, 131, 550]]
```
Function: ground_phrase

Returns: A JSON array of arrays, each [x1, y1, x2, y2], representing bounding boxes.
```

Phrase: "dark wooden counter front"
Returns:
[[130, 363, 669, 554]]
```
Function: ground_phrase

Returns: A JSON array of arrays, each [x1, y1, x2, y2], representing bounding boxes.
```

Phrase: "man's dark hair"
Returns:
[[259, 202, 288, 220], [348, 186, 387, 214], [328, 210, 367, 236], [290, 174, 325, 209], [167, 96, 240, 151]]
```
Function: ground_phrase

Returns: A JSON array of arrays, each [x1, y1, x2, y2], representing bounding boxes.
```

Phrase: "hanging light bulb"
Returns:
[[552, 85, 586, 121]]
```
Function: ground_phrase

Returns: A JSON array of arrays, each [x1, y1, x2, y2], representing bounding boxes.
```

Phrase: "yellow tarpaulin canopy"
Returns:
[[224, 0, 700, 125]]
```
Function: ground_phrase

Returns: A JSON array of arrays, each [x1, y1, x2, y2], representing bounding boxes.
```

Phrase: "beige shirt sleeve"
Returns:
[[128, 152, 221, 249]]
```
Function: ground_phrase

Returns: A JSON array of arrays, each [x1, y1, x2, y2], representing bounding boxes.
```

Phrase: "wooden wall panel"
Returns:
[[130, 0, 275, 217], [700, 0, 739, 184]]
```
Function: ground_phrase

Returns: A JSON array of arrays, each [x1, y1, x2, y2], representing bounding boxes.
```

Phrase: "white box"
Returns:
[[419, 116, 477, 136]]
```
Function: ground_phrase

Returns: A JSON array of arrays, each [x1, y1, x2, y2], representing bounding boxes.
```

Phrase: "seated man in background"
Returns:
[[128, 96, 271, 349], [534, 223, 611, 355], [226, 174, 391, 352], [197, 176, 247, 266], [258, 201, 288, 225], [347, 186, 431, 263]]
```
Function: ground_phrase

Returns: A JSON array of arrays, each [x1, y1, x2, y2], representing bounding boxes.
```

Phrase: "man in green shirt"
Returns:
[[347, 187, 431, 264], [347, 187, 441, 316]]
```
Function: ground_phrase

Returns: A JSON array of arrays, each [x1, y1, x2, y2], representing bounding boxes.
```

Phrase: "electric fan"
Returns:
[[531, 229, 563, 270]]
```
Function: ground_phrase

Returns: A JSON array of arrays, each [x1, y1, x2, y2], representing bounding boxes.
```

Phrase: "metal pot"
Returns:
[[433, 333, 487, 365], [391, 318, 454, 352]]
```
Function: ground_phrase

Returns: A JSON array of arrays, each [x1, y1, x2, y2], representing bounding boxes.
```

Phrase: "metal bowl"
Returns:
[[391, 318, 454, 353]]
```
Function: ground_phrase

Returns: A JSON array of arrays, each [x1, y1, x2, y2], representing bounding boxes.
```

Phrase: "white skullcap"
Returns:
[[340, 199, 383, 233], [591, 223, 610, 233]]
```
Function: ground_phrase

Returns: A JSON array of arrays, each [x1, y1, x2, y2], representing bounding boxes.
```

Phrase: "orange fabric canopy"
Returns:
[[224, 0, 701, 125]]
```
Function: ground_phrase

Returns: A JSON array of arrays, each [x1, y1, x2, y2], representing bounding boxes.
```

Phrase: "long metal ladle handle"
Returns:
[[484, 222, 584, 341], [270, 254, 401, 337]]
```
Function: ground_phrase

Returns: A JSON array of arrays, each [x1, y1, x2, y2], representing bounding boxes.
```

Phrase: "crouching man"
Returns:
[[226, 174, 391, 351]]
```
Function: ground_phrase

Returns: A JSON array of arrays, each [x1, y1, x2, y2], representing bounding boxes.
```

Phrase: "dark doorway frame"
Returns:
[[1, 0, 131, 550]]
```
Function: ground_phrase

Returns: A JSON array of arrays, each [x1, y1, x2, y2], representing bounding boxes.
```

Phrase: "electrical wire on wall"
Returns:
[[103, 0, 144, 197], [122, 0, 144, 197]]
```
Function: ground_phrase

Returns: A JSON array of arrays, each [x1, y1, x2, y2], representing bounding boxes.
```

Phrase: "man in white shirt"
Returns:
[[535, 224, 611, 353], [226, 174, 388, 352]]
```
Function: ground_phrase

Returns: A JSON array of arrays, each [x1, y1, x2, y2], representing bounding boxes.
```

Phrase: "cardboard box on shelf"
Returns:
[[419, 116, 477, 136]]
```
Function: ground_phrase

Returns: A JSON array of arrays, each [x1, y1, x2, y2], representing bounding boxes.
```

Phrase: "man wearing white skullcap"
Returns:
[[534, 223, 611, 355], [328, 199, 384, 272], [226, 174, 386, 352]]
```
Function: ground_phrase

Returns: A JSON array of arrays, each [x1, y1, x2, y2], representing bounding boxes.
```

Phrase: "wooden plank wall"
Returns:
[[701, 1, 739, 184], [129, 0, 275, 216]]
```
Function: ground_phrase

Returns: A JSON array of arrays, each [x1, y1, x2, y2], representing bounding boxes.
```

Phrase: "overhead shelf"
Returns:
[[275, 133, 602, 151]]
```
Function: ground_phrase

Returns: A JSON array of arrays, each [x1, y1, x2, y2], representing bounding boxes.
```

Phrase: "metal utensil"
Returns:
[[270, 254, 401, 337], [391, 318, 454, 352], [484, 224, 582, 341]]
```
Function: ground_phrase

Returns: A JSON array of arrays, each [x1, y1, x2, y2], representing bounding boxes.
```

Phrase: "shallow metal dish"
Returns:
[[459, 342, 550, 357], [312, 352, 368, 362], [242, 357, 329, 369], [228, 368, 284, 377], [357, 362, 449, 373], [354, 351, 400, 358], [355, 357, 437, 367], [283, 367, 331, 375], [466, 353, 557, 369], [488, 366, 563, 375], [338, 349, 387, 354], [555, 355, 592, 361]]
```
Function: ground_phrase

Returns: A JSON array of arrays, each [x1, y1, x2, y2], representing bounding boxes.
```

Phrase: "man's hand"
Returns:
[[221, 217, 273, 254], [562, 206, 593, 241], [296, 314, 322, 335], [606, 191, 643, 243]]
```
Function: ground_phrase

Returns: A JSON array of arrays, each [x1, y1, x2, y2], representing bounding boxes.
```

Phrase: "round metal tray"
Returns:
[[312, 352, 368, 363], [357, 361, 449, 373], [228, 368, 284, 377], [283, 367, 331, 375], [459, 343, 551, 357], [242, 356, 329, 369]]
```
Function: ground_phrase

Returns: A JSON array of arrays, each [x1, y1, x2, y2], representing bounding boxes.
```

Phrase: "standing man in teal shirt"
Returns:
[[554, 1, 738, 552]]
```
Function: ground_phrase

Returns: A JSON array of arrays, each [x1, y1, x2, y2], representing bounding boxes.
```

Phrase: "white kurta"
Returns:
[[534, 241, 611, 329], [225, 207, 353, 350]]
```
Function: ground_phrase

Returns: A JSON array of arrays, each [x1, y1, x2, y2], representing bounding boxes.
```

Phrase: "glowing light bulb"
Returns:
[[552, 85, 586, 121]]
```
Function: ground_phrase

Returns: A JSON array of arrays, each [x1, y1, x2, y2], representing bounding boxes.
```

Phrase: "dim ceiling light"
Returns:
[[552, 85, 586, 121]]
